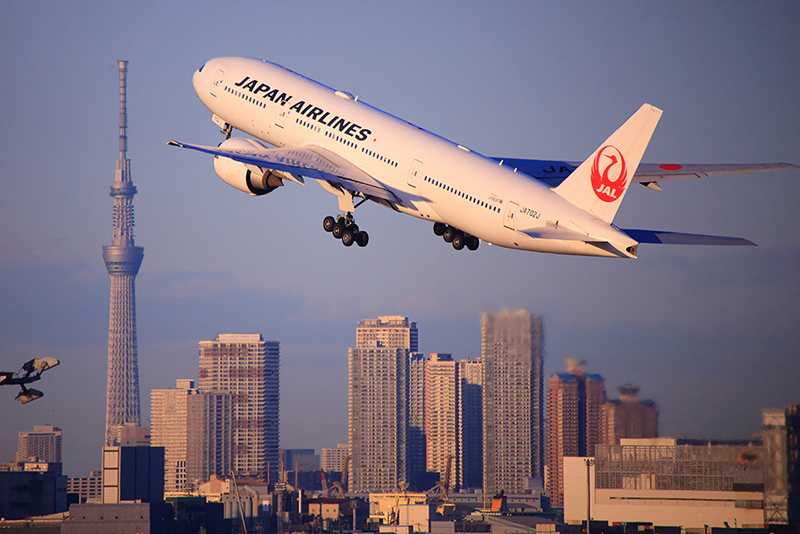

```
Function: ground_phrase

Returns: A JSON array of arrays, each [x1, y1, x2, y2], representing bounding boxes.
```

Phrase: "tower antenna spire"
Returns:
[[102, 60, 144, 446]]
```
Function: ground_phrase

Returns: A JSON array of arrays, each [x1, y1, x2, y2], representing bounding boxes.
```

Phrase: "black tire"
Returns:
[[332, 222, 345, 239], [347, 223, 359, 234], [341, 229, 354, 247], [442, 226, 456, 243], [323, 216, 336, 232], [433, 222, 446, 236], [466, 235, 480, 251], [452, 233, 465, 250], [355, 231, 369, 247]]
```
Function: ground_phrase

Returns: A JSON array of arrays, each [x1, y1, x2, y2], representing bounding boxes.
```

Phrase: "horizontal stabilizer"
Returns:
[[519, 225, 595, 243], [621, 229, 756, 246]]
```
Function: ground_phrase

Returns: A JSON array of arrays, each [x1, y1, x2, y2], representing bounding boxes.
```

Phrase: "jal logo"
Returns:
[[590, 145, 628, 202]]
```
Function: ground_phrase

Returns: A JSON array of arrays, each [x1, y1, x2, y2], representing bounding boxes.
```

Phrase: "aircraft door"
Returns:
[[210, 70, 224, 97], [407, 159, 423, 188], [504, 202, 519, 230]]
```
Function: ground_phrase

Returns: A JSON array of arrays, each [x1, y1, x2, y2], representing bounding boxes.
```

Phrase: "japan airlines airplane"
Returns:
[[169, 57, 797, 258]]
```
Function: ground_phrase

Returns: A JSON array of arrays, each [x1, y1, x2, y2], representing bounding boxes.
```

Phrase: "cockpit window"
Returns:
[[198, 64, 205, 73]]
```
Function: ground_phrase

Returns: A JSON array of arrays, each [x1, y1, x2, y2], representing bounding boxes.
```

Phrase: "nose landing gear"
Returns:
[[324, 213, 369, 247]]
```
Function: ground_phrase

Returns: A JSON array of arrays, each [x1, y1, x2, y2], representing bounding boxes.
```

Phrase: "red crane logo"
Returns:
[[590, 145, 628, 202]]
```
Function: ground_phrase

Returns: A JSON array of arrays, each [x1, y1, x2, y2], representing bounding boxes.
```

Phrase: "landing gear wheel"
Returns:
[[355, 231, 369, 247], [323, 216, 336, 232], [341, 229, 355, 247], [347, 223, 359, 234], [433, 222, 446, 236], [442, 226, 456, 243], [452, 233, 465, 250], [332, 222, 345, 239], [466, 236, 480, 251]]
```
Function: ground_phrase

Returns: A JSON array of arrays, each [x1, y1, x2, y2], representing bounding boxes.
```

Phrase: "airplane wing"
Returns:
[[168, 140, 401, 203], [491, 158, 798, 188]]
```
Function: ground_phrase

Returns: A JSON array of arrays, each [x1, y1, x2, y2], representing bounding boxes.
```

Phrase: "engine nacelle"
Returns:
[[213, 137, 286, 196]]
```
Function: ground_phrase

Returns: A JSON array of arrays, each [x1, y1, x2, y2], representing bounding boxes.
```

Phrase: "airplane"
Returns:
[[0, 357, 60, 404], [169, 57, 797, 258]]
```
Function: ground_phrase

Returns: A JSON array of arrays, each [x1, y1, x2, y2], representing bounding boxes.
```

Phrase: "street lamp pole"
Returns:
[[585, 458, 596, 534]]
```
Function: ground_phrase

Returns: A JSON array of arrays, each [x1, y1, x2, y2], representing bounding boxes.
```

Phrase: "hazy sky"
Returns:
[[1, 2, 798, 476]]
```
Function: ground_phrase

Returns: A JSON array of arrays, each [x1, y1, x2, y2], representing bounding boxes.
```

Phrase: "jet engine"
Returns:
[[213, 137, 290, 196]]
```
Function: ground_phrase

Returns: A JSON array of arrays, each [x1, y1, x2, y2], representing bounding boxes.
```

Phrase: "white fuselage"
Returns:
[[193, 57, 636, 257]]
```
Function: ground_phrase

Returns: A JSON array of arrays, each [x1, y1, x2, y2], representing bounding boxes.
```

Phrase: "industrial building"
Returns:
[[563, 438, 765, 527]]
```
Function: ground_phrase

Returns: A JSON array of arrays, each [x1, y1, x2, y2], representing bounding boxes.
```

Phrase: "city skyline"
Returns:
[[1, 3, 798, 476]]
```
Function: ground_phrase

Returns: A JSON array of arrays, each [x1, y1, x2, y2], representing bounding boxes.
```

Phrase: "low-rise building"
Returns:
[[563, 438, 765, 527]]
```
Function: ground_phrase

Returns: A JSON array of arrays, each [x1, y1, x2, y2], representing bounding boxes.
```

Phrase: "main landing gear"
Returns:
[[323, 213, 369, 247], [433, 222, 479, 251]]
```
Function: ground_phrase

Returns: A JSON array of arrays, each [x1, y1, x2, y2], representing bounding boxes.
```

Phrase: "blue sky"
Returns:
[[1, 2, 798, 476]]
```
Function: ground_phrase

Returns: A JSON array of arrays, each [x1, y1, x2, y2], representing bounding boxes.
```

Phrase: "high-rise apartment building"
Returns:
[[601, 383, 658, 445], [151, 379, 197, 492], [151, 379, 233, 492], [481, 310, 545, 503], [408, 352, 427, 487], [546, 360, 606, 507], [348, 316, 417, 492], [356, 316, 418, 352], [14, 425, 62, 463], [186, 389, 234, 486], [425, 354, 458, 489], [321, 443, 351, 473], [458, 358, 483, 491], [198, 334, 279, 482]]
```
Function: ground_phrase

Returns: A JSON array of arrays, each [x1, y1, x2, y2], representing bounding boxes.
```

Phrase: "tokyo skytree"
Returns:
[[102, 61, 144, 446]]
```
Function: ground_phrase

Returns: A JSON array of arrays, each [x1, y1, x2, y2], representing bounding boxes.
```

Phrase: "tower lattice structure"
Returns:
[[103, 60, 144, 446]]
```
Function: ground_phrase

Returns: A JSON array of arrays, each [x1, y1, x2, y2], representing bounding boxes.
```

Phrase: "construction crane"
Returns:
[[330, 455, 350, 498], [320, 468, 330, 497], [231, 470, 249, 534], [426, 455, 454, 502]]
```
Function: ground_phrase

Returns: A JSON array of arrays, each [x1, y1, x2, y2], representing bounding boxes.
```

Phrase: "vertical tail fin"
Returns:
[[554, 104, 662, 224]]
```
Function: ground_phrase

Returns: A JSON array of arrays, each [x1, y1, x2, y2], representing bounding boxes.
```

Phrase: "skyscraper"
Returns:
[[458, 358, 483, 491], [151, 380, 195, 492], [198, 334, 279, 482], [408, 352, 427, 488], [601, 383, 658, 445], [546, 359, 606, 507], [103, 60, 145, 446], [151, 379, 234, 493], [348, 316, 417, 492], [481, 310, 545, 502], [425, 354, 458, 489], [14, 425, 62, 464], [186, 388, 234, 486]]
